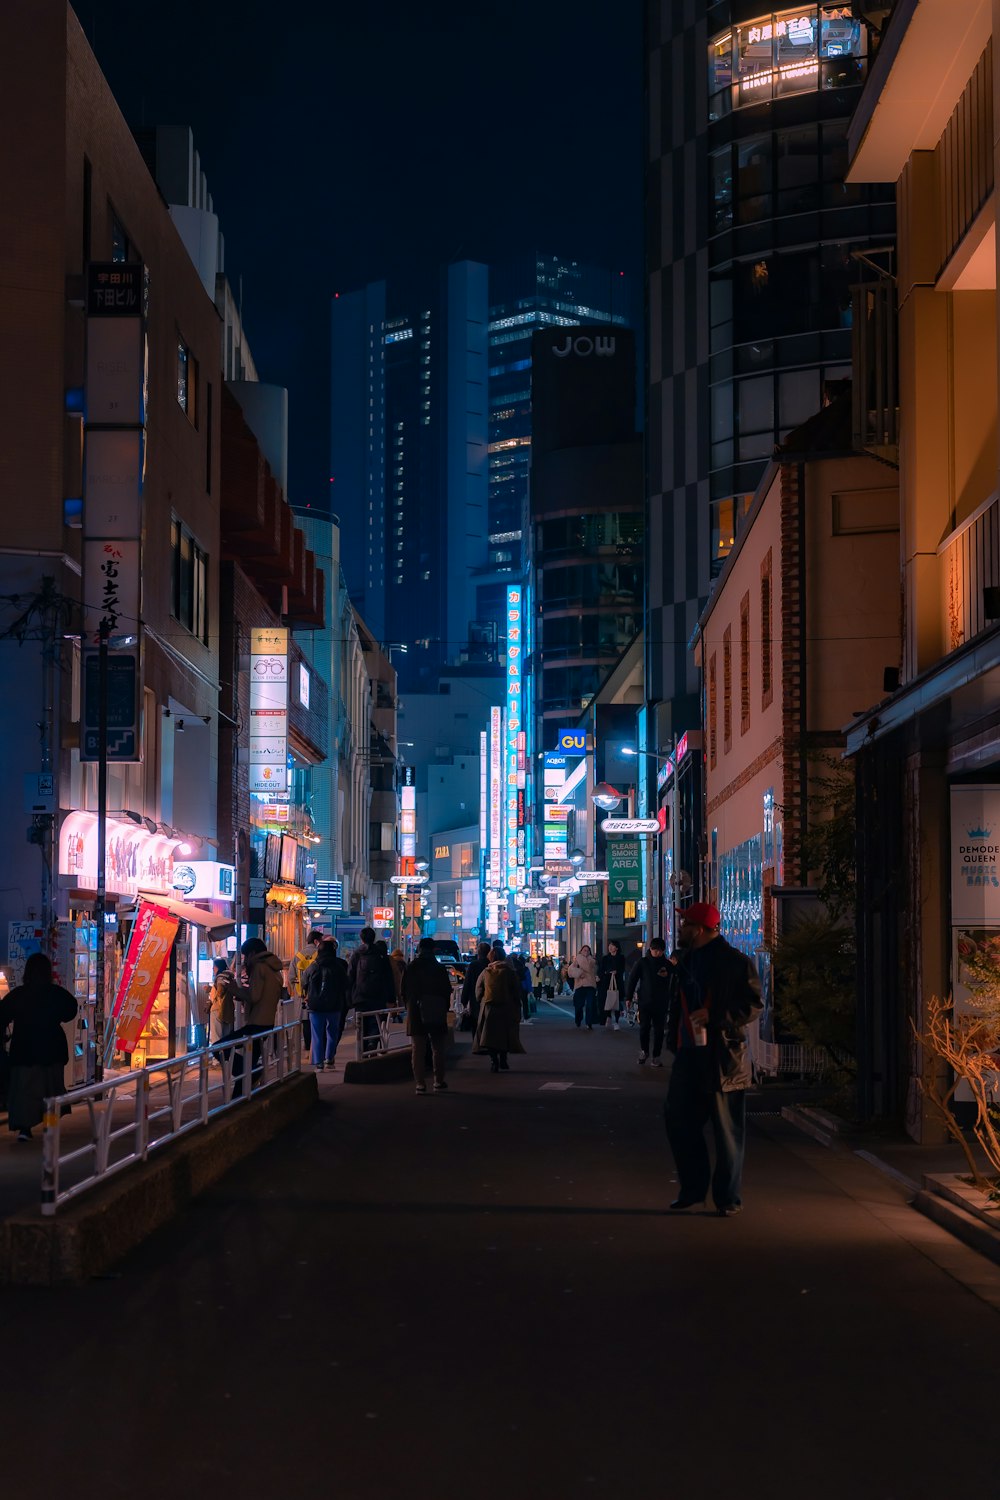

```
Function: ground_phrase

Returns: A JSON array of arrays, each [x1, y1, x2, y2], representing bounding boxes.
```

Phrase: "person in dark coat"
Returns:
[[597, 940, 626, 1029], [347, 929, 395, 1054], [305, 938, 349, 1070], [473, 957, 525, 1072], [0, 953, 77, 1141], [625, 937, 677, 1067], [402, 937, 454, 1093], [663, 903, 762, 1216], [461, 942, 491, 1033]]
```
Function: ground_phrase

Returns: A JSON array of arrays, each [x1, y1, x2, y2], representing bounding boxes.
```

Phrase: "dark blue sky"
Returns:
[[80, 1, 644, 503]]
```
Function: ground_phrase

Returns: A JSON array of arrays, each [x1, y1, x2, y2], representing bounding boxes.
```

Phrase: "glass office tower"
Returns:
[[645, 2, 894, 723], [478, 254, 633, 658]]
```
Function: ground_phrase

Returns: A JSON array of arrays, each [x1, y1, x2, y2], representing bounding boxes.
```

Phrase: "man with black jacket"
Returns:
[[664, 903, 762, 1217], [625, 937, 676, 1067]]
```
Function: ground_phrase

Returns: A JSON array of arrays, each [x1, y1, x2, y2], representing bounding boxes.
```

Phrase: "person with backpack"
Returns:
[[305, 938, 349, 1070], [473, 953, 526, 1073], [402, 937, 454, 1093], [347, 929, 396, 1054]]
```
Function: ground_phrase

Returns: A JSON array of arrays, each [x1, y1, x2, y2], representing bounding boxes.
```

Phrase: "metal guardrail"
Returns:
[[352, 1005, 406, 1061], [748, 1018, 832, 1080], [40, 1014, 303, 1216]]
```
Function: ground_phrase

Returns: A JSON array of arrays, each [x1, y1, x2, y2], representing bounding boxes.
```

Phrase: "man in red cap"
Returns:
[[663, 901, 762, 1216]]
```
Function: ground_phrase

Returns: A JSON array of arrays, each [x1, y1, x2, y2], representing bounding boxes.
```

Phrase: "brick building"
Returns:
[[693, 390, 898, 1028]]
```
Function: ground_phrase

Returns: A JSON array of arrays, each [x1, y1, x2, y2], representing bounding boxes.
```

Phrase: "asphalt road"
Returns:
[[4, 1004, 999, 1500]]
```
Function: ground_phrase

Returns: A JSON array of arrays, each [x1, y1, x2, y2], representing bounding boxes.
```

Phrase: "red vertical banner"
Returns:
[[112, 901, 179, 1054]]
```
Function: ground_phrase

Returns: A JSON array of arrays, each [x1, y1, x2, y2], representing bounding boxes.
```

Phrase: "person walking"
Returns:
[[346, 928, 395, 1054], [230, 938, 285, 1091], [461, 942, 491, 1033], [512, 952, 534, 1025], [473, 953, 525, 1072], [305, 938, 349, 1070], [0, 953, 77, 1141], [208, 956, 237, 1045], [402, 937, 453, 1094], [663, 903, 762, 1216], [597, 940, 626, 1030], [567, 945, 598, 1029], [626, 937, 676, 1067], [389, 948, 407, 1005]]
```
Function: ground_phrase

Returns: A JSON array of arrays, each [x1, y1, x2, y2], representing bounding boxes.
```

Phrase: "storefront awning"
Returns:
[[136, 891, 235, 941]]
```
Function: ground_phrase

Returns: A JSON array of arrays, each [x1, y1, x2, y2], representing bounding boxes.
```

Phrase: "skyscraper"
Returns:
[[479, 254, 633, 655], [645, 2, 895, 729], [330, 264, 488, 691]]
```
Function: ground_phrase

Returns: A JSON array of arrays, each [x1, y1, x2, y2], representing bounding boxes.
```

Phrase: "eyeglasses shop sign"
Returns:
[[950, 786, 1000, 924]]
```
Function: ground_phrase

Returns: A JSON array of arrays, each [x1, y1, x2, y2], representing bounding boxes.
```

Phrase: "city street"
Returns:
[[3, 1004, 998, 1499]]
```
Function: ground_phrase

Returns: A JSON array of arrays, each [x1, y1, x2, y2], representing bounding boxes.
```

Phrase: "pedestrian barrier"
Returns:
[[39, 1014, 303, 1217], [352, 1005, 406, 1060], [747, 1018, 831, 1079]]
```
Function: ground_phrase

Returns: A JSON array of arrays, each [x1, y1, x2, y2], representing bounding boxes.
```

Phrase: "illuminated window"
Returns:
[[177, 338, 197, 421]]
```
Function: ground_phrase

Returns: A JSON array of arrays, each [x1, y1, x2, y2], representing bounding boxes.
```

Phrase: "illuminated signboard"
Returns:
[[710, 6, 863, 112], [400, 783, 416, 858], [505, 588, 522, 890], [489, 706, 503, 889], [249, 626, 289, 796], [480, 730, 487, 861]]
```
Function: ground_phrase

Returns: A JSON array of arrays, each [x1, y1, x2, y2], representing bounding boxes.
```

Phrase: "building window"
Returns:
[[740, 591, 751, 736], [171, 519, 208, 643], [177, 338, 197, 423], [709, 653, 718, 770], [110, 206, 131, 263], [761, 549, 774, 710], [723, 625, 733, 754]]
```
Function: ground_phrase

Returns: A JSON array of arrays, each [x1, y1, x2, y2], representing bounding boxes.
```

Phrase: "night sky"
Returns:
[[79, 0, 644, 505]]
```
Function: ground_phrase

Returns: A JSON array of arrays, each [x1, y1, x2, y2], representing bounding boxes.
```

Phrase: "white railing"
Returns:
[[40, 1014, 303, 1216], [748, 1017, 832, 1080], [352, 1005, 406, 1060]]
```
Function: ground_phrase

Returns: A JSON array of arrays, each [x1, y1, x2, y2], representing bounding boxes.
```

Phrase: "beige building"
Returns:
[[695, 394, 898, 1028], [846, 0, 1000, 1134]]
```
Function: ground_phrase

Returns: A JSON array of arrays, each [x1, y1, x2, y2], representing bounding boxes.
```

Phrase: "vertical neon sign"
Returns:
[[505, 588, 522, 891]]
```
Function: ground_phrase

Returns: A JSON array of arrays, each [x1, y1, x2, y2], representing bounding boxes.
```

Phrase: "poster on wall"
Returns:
[[950, 786, 1000, 925], [951, 926, 1000, 1103]]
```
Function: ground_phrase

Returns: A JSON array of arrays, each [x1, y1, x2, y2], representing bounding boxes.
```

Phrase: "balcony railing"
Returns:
[[938, 491, 1000, 655]]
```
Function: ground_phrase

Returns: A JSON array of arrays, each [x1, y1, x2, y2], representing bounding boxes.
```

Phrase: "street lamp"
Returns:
[[592, 782, 623, 812], [622, 745, 672, 764], [568, 847, 586, 866]]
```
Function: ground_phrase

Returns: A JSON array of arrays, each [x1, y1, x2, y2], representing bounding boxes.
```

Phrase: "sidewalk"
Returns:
[[779, 1099, 1000, 1266]]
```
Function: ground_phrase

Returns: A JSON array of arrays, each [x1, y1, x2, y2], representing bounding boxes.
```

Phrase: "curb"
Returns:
[[780, 1104, 848, 1148], [913, 1187, 1000, 1269], [0, 1072, 318, 1286]]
